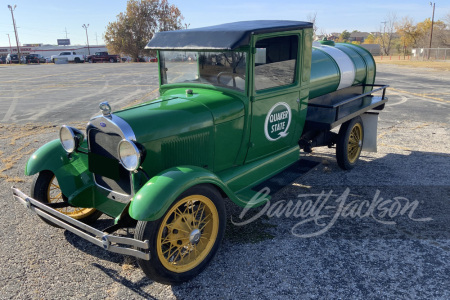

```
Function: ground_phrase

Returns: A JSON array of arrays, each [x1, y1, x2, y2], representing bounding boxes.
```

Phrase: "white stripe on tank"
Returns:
[[318, 45, 356, 90]]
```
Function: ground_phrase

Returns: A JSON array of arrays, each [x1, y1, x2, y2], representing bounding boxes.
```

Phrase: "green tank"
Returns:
[[309, 43, 376, 99]]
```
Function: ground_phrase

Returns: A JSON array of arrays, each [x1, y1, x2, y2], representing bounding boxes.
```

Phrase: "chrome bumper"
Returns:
[[11, 186, 150, 261]]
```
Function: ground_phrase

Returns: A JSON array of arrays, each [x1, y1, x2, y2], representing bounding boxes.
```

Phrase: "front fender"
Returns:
[[25, 139, 94, 203], [129, 166, 241, 221], [26, 139, 70, 176]]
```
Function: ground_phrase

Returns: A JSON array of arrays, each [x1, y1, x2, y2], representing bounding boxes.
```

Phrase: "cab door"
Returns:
[[245, 33, 303, 163]]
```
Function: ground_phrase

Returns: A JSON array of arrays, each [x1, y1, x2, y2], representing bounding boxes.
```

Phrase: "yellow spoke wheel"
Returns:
[[135, 184, 226, 285], [157, 195, 219, 273], [31, 171, 102, 227], [347, 123, 363, 164], [47, 175, 97, 219], [336, 116, 364, 170]]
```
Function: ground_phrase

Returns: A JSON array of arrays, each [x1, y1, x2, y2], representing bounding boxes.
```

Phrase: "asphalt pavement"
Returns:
[[0, 62, 449, 299]]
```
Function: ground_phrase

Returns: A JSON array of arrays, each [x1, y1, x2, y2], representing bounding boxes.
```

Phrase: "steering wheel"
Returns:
[[217, 72, 245, 87]]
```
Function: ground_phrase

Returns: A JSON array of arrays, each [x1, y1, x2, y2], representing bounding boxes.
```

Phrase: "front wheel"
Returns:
[[134, 184, 226, 284], [31, 170, 102, 227], [336, 116, 364, 170]]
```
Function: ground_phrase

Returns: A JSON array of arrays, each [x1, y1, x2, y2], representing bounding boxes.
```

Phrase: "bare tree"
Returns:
[[379, 12, 397, 55], [307, 12, 318, 38]]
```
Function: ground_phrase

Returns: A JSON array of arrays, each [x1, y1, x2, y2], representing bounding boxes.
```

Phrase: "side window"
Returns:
[[254, 35, 298, 91]]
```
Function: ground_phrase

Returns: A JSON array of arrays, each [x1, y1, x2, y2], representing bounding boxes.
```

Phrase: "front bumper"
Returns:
[[11, 187, 150, 261]]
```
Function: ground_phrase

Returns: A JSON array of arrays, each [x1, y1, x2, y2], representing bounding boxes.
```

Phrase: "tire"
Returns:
[[74, 57, 80, 63], [31, 170, 102, 227], [134, 184, 226, 284], [336, 116, 364, 170], [109, 58, 115, 63], [52, 59, 55, 63], [89, 59, 94, 63]]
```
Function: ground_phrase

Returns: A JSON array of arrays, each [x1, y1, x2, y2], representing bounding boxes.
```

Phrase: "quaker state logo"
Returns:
[[264, 102, 292, 141]]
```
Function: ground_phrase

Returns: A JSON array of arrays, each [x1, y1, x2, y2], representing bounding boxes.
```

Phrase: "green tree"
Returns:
[[338, 30, 350, 43], [104, 0, 183, 61]]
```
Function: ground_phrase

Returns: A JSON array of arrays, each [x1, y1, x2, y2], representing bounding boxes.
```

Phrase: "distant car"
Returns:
[[86, 52, 120, 63], [51, 51, 85, 63], [0, 56, 6, 64], [25, 54, 46, 64], [6, 54, 20, 64], [149, 57, 158, 62]]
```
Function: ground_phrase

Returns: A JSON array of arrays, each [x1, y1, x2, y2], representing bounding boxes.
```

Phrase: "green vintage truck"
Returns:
[[12, 21, 388, 284]]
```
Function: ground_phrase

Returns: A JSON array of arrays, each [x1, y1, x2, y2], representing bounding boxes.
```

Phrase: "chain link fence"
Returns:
[[411, 48, 450, 60]]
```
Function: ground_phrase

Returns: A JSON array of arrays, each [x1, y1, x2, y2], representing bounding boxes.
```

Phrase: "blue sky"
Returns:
[[1, 0, 449, 47]]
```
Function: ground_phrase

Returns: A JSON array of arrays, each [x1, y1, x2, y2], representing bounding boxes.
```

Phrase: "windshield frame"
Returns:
[[158, 49, 249, 94]]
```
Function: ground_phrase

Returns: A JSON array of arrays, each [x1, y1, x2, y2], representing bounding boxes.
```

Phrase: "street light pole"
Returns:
[[7, 4, 21, 63], [82, 24, 90, 56]]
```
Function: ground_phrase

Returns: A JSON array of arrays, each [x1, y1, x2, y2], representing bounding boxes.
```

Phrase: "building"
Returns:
[[0, 44, 108, 59], [349, 32, 370, 43]]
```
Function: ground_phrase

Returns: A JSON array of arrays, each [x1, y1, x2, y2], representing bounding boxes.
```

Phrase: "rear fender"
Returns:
[[129, 166, 241, 221]]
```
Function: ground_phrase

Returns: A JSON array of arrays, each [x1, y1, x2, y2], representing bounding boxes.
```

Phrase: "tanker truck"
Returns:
[[12, 21, 388, 284]]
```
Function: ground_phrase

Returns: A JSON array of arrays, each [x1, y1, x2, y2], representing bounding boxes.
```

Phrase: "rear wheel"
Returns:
[[31, 170, 102, 227], [336, 116, 364, 170], [109, 58, 115, 63], [135, 184, 226, 284], [74, 57, 80, 63]]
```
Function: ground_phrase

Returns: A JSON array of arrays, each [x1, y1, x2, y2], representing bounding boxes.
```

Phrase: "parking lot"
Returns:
[[0, 63, 449, 299]]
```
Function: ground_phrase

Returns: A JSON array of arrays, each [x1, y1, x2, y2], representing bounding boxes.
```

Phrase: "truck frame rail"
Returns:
[[304, 84, 389, 132]]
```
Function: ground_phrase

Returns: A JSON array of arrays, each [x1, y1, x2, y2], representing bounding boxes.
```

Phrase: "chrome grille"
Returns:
[[88, 127, 132, 195]]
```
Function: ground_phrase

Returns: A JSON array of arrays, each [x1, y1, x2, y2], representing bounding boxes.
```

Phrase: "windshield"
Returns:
[[160, 51, 247, 92]]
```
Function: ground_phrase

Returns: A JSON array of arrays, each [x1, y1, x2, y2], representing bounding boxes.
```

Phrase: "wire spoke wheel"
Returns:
[[336, 116, 364, 170], [47, 175, 97, 219], [157, 195, 219, 273], [135, 184, 226, 284], [31, 170, 102, 227], [347, 123, 363, 163]]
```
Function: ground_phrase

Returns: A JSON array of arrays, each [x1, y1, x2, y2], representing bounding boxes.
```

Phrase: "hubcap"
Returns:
[[189, 229, 201, 244], [157, 195, 219, 273]]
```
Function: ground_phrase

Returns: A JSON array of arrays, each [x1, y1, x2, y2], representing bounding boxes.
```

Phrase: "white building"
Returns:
[[0, 44, 108, 58]]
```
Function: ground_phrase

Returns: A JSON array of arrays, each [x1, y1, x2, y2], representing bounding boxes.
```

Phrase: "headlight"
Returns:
[[118, 139, 142, 171], [59, 125, 84, 153]]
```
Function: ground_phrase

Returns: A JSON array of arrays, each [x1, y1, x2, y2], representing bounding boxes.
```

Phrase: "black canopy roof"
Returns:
[[145, 20, 312, 51]]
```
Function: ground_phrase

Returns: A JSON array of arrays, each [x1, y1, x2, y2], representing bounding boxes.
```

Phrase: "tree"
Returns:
[[337, 30, 350, 43], [379, 12, 397, 55], [307, 12, 318, 38], [363, 34, 376, 44], [104, 0, 183, 61], [416, 18, 448, 48]]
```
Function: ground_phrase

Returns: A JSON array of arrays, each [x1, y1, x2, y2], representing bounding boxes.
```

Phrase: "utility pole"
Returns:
[[95, 32, 98, 45], [82, 24, 90, 55], [7, 4, 21, 63], [6, 33, 12, 54], [381, 21, 387, 56], [428, 2, 435, 59], [64, 27, 69, 39]]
